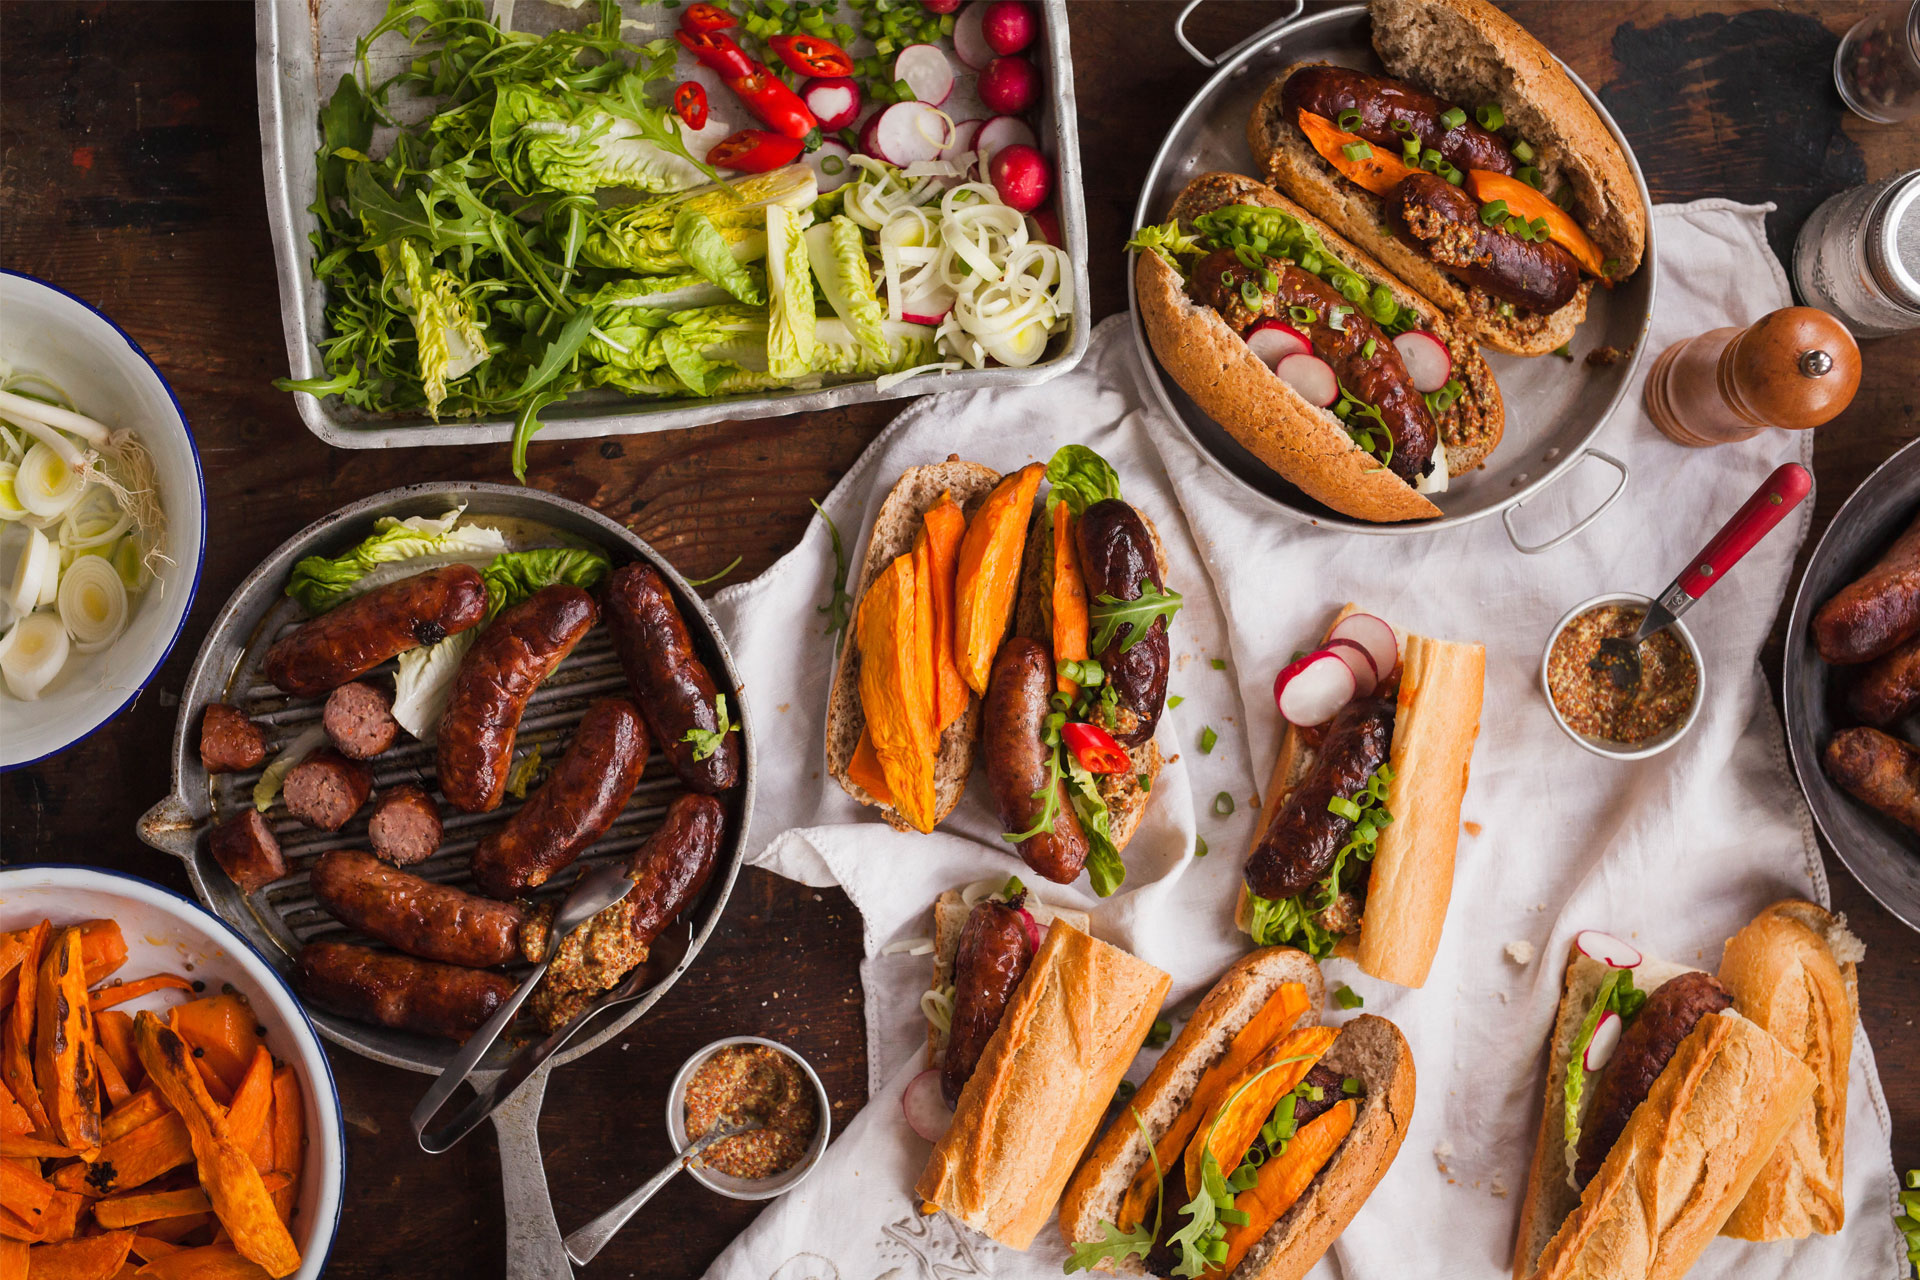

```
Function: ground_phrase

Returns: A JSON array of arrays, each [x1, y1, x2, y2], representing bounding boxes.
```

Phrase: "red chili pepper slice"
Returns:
[[707, 129, 806, 173], [1062, 722, 1131, 775], [681, 3, 736, 33], [674, 81, 709, 131], [767, 33, 855, 79]]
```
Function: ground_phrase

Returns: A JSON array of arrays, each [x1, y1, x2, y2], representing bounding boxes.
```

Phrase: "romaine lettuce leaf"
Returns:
[[582, 166, 816, 272], [809, 318, 937, 376], [804, 216, 886, 357], [480, 547, 610, 617], [764, 203, 815, 378], [672, 211, 768, 305], [284, 508, 508, 614], [587, 271, 756, 314], [1562, 968, 1648, 1184], [489, 81, 708, 197], [390, 629, 476, 743], [1046, 445, 1123, 516], [394, 239, 489, 417]]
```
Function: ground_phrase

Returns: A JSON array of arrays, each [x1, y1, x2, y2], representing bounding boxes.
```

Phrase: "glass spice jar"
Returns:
[[1793, 171, 1920, 338], [1835, 0, 1920, 123]]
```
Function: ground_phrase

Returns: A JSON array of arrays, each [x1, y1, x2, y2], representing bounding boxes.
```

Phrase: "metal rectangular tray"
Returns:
[[255, 0, 1091, 450]]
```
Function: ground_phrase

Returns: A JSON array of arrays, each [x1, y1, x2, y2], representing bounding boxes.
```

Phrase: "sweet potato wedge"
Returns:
[[53, 1113, 192, 1195], [0, 1160, 51, 1221], [36, 927, 103, 1149], [165, 999, 261, 1100], [103, 1089, 167, 1144], [2, 924, 48, 1136], [22, 1230, 133, 1280], [0, 1237, 22, 1280], [0, 1081, 33, 1140], [88, 977, 194, 1017], [93, 1187, 212, 1230], [37, 1187, 85, 1243], [128, 1234, 184, 1262], [266, 1071, 301, 1226], [131, 1243, 272, 1280]]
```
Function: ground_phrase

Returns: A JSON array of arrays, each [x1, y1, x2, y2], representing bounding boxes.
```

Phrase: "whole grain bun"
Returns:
[[1139, 172, 1503, 522], [824, 459, 1000, 831], [926, 885, 1093, 1068], [915, 920, 1171, 1250], [1717, 900, 1862, 1241]]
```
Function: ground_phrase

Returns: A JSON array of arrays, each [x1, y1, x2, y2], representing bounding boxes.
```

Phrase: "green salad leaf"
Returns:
[[1563, 967, 1649, 1181], [805, 216, 888, 358], [284, 507, 507, 614], [763, 203, 816, 379], [1045, 444, 1123, 516]]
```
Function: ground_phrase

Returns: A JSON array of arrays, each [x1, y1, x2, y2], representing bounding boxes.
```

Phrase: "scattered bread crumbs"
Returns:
[[1433, 1140, 1453, 1175], [1464, 820, 1482, 836], [777, 702, 790, 713], [1506, 940, 1535, 966], [1492, 1178, 1509, 1198], [1586, 343, 1631, 367]]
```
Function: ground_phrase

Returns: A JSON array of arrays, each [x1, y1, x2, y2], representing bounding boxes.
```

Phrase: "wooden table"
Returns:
[[2, 2, 1915, 1274]]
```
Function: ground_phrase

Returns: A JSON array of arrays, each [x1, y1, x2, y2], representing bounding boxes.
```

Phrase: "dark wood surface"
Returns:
[[2, 2, 1915, 1275]]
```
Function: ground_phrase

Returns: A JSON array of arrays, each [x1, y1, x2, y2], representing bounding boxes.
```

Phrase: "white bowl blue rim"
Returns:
[[0, 863, 345, 1275], [0, 270, 208, 773]]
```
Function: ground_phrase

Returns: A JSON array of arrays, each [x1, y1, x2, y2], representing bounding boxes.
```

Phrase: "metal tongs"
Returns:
[[411, 860, 639, 1154]]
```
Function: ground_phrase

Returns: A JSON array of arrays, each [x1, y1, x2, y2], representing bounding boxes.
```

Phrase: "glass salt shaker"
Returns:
[[1794, 171, 1920, 338], [1835, 0, 1920, 123]]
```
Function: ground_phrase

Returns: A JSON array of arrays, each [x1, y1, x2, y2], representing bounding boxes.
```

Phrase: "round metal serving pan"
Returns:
[[1128, 3, 1657, 541], [136, 481, 755, 1075], [1783, 438, 1920, 933]]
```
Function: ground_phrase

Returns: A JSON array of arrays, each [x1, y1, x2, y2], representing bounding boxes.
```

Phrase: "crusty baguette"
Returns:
[[926, 885, 1093, 1068], [1717, 900, 1862, 1241], [824, 459, 999, 831], [1139, 172, 1506, 523], [916, 920, 1171, 1250], [1513, 949, 1819, 1280], [1235, 605, 1484, 988]]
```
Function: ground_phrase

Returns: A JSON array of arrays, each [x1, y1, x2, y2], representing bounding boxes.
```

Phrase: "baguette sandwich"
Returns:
[[1236, 605, 1484, 987], [1132, 171, 1504, 524], [1059, 947, 1413, 1277], [1246, 0, 1646, 356]]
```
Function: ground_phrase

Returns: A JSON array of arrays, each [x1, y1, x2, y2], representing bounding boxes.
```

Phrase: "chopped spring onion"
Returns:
[[1517, 166, 1544, 190], [1336, 108, 1364, 131], [1213, 791, 1235, 817], [1288, 305, 1318, 325], [1477, 104, 1505, 130], [57, 555, 129, 653], [1341, 141, 1372, 162], [1199, 725, 1217, 754], [1512, 139, 1535, 163], [0, 612, 69, 701], [1480, 199, 1511, 227], [1439, 107, 1466, 130], [1327, 305, 1352, 333], [4, 525, 55, 616]]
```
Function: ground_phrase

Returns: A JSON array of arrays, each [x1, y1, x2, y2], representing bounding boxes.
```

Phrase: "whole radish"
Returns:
[[982, 0, 1037, 55], [977, 55, 1039, 115], [922, 0, 962, 12], [1030, 206, 1062, 245], [988, 143, 1051, 213]]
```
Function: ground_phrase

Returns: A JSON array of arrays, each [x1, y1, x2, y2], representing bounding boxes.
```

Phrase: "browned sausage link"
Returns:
[[207, 809, 286, 894], [1849, 634, 1920, 727], [1575, 972, 1733, 1185], [1391, 172, 1582, 313], [436, 585, 598, 814], [1282, 65, 1515, 177], [603, 564, 740, 794], [469, 697, 651, 899], [310, 850, 524, 968], [322, 681, 398, 760], [1075, 499, 1170, 745], [1287, 1062, 1352, 1130], [294, 941, 516, 1041], [1825, 726, 1920, 834], [264, 564, 489, 698], [199, 704, 268, 774], [621, 792, 725, 946], [1188, 249, 1279, 332], [941, 899, 1035, 1107], [1815, 513, 1920, 664], [283, 750, 374, 832], [1245, 696, 1395, 901], [982, 637, 1090, 884], [367, 784, 443, 866]]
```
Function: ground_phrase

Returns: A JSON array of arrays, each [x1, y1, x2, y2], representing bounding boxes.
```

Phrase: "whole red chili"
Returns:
[[1061, 722, 1130, 775], [707, 129, 806, 173], [680, 3, 736, 33], [676, 28, 755, 80], [767, 33, 855, 79], [676, 29, 819, 144], [674, 81, 709, 131]]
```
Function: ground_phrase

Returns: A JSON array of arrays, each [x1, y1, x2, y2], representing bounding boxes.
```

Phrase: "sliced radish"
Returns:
[[858, 109, 890, 161], [982, 0, 1037, 55], [1275, 353, 1337, 408], [987, 143, 1049, 212], [872, 101, 953, 167], [1393, 330, 1452, 394], [894, 44, 954, 106], [952, 2, 995, 70], [807, 139, 855, 193], [977, 55, 1039, 115], [1016, 905, 1040, 953], [1244, 319, 1310, 368], [1584, 1011, 1623, 1072], [1274, 650, 1356, 727], [903, 1069, 953, 1142], [1030, 207, 1062, 245], [1324, 637, 1379, 697], [801, 77, 862, 132], [942, 118, 983, 165], [1327, 613, 1399, 682], [1574, 930, 1642, 969], [975, 115, 1037, 169]]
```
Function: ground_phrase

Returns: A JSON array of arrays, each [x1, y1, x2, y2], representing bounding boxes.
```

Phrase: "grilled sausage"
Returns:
[[1574, 972, 1733, 1186], [1075, 499, 1172, 741], [603, 564, 740, 794], [322, 681, 398, 760], [294, 941, 515, 1041], [207, 809, 286, 894], [1825, 726, 1920, 834], [310, 849, 524, 968], [367, 784, 443, 866], [469, 697, 650, 899], [941, 898, 1036, 1107], [1245, 696, 1395, 901], [199, 704, 267, 774], [282, 750, 373, 832], [982, 637, 1090, 884], [1281, 64, 1516, 177], [1814, 512, 1920, 664], [436, 585, 598, 814], [1849, 634, 1920, 727], [264, 564, 489, 698], [1390, 172, 1582, 313], [1288, 1062, 1353, 1129]]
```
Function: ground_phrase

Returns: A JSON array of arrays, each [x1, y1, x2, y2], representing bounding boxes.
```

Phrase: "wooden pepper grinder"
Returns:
[[1643, 306, 1861, 447]]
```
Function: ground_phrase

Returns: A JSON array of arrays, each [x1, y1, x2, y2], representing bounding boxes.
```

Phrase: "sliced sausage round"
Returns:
[[207, 809, 286, 895], [199, 704, 268, 774], [283, 750, 374, 832], [367, 784, 443, 866], [322, 681, 398, 760]]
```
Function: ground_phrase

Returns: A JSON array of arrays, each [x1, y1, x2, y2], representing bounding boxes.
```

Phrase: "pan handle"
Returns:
[[489, 1066, 575, 1280], [1174, 0, 1305, 69], [136, 795, 203, 862], [1502, 449, 1631, 555]]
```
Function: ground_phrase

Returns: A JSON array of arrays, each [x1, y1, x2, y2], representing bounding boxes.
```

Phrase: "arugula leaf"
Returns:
[[513, 304, 599, 401], [509, 389, 567, 483], [1064, 750, 1125, 897], [1089, 581, 1183, 655], [1065, 1107, 1163, 1273], [680, 694, 738, 762], [811, 499, 852, 652]]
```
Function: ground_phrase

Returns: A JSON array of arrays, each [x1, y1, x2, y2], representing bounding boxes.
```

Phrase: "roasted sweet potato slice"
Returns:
[[36, 927, 103, 1149], [1050, 505, 1089, 695], [856, 553, 939, 832], [53, 1112, 191, 1196], [130, 1243, 273, 1280], [0, 1237, 22, 1280], [952, 463, 1044, 695], [1217, 1099, 1357, 1272], [2, 923, 48, 1136], [20, 1230, 133, 1280], [167, 997, 263, 1099], [88, 976, 193, 1016], [1182, 1025, 1336, 1198], [916, 492, 969, 729], [266, 1069, 301, 1226]]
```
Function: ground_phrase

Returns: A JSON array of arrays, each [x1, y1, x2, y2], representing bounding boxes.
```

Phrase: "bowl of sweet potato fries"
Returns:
[[0, 866, 343, 1279]]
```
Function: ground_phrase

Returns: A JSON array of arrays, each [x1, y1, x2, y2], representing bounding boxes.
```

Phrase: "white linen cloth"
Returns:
[[702, 201, 1907, 1280]]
